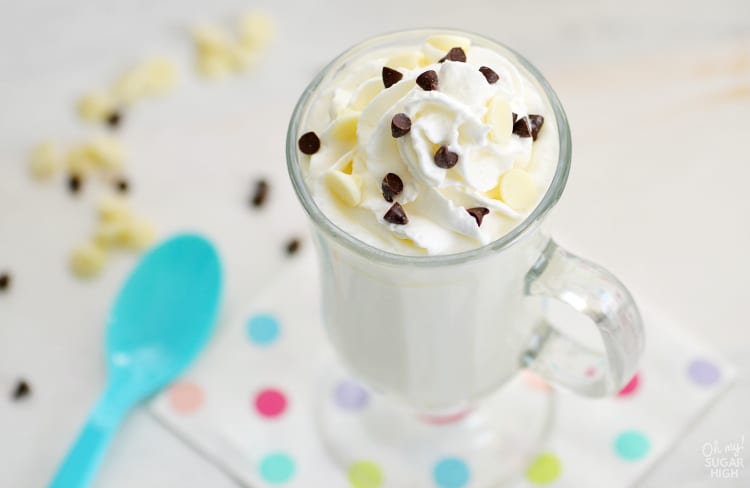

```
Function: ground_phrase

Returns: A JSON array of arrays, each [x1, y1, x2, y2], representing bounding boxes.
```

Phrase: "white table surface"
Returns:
[[1, 0, 749, 486]]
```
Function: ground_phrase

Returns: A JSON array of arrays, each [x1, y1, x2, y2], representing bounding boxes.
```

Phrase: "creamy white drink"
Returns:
[[292, 32, 564, 410], [298, 34, 558, 256]]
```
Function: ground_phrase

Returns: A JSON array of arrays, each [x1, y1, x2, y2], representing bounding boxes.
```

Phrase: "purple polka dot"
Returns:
[[334, 379, 369, 410], [688, 359, 721, 387]]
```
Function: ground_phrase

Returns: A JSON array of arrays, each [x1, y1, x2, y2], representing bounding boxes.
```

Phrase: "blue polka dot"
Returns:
[[259, 452, 295, 484], [433, 457, 470, 488], [247, 314, 280, 346], [614, 430, 650, 461]]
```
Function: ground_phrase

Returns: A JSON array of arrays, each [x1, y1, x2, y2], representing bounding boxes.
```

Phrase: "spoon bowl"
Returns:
[[50, 234, 222, 488]]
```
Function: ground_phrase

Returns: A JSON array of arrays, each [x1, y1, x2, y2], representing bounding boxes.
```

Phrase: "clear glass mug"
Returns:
[[287, 29, 644, 486]]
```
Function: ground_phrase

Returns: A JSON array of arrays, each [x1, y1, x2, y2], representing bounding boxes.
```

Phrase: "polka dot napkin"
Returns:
[[151, 253, 736, 487]]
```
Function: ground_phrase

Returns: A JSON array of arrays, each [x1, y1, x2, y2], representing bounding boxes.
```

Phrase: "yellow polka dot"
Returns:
[[525, 453, 561, 485], [348, 460, 383, 488]]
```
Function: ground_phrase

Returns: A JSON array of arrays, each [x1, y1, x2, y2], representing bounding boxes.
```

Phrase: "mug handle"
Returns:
[[522, 239, 645, 396]]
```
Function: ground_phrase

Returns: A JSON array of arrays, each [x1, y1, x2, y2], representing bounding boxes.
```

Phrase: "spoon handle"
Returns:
[[49, 386, 126, 488]]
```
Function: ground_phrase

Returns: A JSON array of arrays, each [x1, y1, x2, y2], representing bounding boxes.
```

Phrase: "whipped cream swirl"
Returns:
[[301, 37, 558, 255]]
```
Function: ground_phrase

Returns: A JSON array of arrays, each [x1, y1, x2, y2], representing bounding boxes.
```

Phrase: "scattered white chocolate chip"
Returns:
[[197, 55, 232, 80], [330, 112, 359, 142], [93, 220, 129, 248], [194, 25, 234, 57], [324, 170, 362, 206], [486, 97, 513, 145], [498, 169, 538, 211], [238, 11, 276, 50], [66, 145, 95, 176], [97, 196, 133, 222], [113, 67, 151, 105], [121, 219, 156, 250], [142, 58, 178, 95], [86, 136, 125, 170], [70, 241, 107, 278], [426, 34, 471, 52], [29, 142, 61, 180], [77, 91, 117, 122]]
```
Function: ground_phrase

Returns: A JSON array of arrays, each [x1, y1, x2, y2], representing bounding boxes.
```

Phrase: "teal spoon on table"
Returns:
[[49, 234, 222, 488]]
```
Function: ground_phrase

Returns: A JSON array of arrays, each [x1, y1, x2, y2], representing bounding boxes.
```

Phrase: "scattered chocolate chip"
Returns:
[[11, 379, 31, 401], [67, 174, 82, 194], [0, 272, 10, 292], [439, 47, 467, 63], [381, 173, 404, 202], [285, 238, 301, 256], [478, 66, 499, 84], [434, 146, 459, 169], [383, 202, 408, 225], [298, 131, 320, 155], [416, 70, 439, 91], [466, 207, 490, 226], [106, 111, 122, 129], [382, 66, 403, 88], [391, 113, 412, 138], [528, 114, 545, 140], [251, 179, 269, 208], [115, 178, 129, 194], [513, 116, 532, 138], [512, 112, 518, 124]]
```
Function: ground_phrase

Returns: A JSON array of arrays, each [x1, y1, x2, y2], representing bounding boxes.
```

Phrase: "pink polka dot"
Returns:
[[521, 371, 552, 392], [254, 388, 287, 418], [168, 382, 204, 414], [618, 373, 640, 397]]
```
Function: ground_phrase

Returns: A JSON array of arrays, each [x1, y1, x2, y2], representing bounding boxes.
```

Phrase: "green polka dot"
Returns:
[[614, 430, 650, 461], [259, 452, 295, 484], [525, 453, 561, 485], [347, 460, 383, 488]]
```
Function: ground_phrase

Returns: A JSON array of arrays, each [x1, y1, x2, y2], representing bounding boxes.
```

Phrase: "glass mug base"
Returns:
[[316, 364, 555, 487]]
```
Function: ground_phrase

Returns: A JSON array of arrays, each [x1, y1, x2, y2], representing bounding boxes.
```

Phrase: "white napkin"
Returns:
[[150, 251, 736, 487]]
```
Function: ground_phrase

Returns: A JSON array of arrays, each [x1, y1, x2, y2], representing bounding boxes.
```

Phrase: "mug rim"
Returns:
[[286, 28, 571, 267]]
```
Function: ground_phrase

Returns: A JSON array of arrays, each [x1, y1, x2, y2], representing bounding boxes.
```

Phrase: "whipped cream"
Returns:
[[299, 35, 558, 255]]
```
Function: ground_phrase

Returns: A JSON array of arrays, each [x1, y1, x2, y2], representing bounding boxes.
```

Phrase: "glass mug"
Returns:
[[287, 29, 644, 486]]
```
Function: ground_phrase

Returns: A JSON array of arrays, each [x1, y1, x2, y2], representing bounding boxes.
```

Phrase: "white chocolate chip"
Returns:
[[86, 136, 125, 170], [193, 25, 233, 56], [66, 146, 95, 176], [29, 142, 60, 180], [142, 58, 178, 95], [386, 51, 427, 70], [426, 34, 471, 52], [97, 196, 133, 223], [197, 54, 232, 80], [237, 11, 276, 50], [113, 67, 150, 105], [324, 170, 362, 206], [70, 241, 107, 278], [93, 220, 129, 248], [498, 169, 538, 211], [77, 91, 117, 122], [121, 219, 156, 250], [330, 112, 359, 142], [486, 96, 513, 145]]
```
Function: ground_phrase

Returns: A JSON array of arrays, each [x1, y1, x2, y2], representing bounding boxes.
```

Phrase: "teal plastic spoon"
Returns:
[[49, 234, 222, 488]]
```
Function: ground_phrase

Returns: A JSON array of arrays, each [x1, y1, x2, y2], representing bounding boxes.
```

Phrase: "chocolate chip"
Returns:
[[528, 114, 545, 140], [298, 131, 320, 155], [383, 202, 408, 225], [11, 379, 31, 401], [478, 66, 499, 84], [416, 70, 439, 91], [115, 178, 129, 194], [251, 179, 269, 208], [285, 238, 301, 256], [439, 47, 467, 63], [382, 66, 403, 88], [434, 146, 458, 169], [0, 272, 10, 292], [513, 116, 532, 138], [106, 111, 122, 129], [466, 207, 490, 226], [381, 173, 404, 202], [512, 112, 518, 124], [67, 174, 82, 194], [391, 113, 412, 138]]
